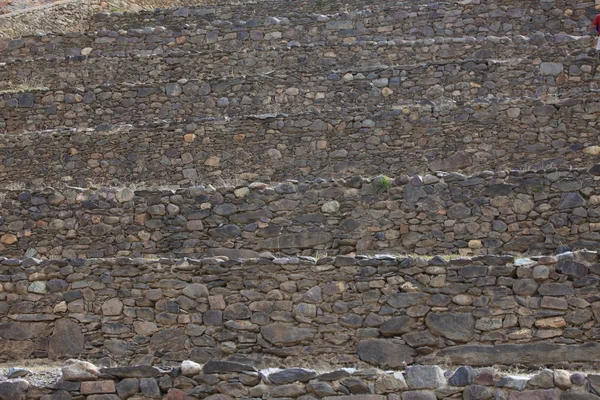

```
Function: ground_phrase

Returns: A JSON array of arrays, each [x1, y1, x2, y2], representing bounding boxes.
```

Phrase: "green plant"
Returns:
[[373, 175, 393, 192]]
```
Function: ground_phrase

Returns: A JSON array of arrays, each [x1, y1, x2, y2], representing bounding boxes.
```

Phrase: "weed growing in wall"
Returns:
[[373, 175, 393, 192]]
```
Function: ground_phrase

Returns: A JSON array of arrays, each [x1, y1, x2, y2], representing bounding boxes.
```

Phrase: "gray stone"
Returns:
[[400, 390, 437, 400], [462, 385, 492, 400], [307, 382, 336, 397], [182, 283, 209, 299], [528, 369, 554, 388], [540, 62, 563, 76], [261, 323, 314, 345], [48, 319, 84, 359], [504, 236, 544, 252], [374, 373, 408, 393], [405, 366, 445, 390], [425, 312, 474, 342], [101, 366, 161, 378], [203, 361, 255, 374], [448, 366, 476, 386], [556, 259, 588, 278], [447, 203, 471, 219], [532, 105, 557, 116], [379, 316, 414, 337], [356, 339, 415, 368], [258, 232, 332, 249], [341, 377, 370, 394], [513, 279, 538, 296], [206, 248, 260, 259], [223, 303, 251, 320], [269, 383, 305, 397], [437, 343, 600, 366], [18, 93, 34, 108], [0, 379, 29, 400], [323, 396, 385, 400], [496, 375, 528, 390], [116, 378, 139, 399], [388, 293, 430, 308], [404, 186, 427, 203], [140, 378, 160, 398], [561, 392, 600, 400], [165, 83, 182, 96], [269, 368, 317, 384], [7, 368, 30, 379], [203, 310, 223, 325], [538, 282, 574, 296], [429, 152, 472, 171], [559, 193, 586, 209], [0, 322, 46, 340]]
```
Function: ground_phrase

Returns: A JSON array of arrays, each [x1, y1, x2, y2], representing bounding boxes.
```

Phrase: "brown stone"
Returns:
[[0, 234, 18, 244], [80, 380, 116, 394], [167, 388, 196, 400], [535, 317, 566, 329]]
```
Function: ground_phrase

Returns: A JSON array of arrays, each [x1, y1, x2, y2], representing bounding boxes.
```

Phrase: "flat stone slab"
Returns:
[[437, 343, 600, 366]]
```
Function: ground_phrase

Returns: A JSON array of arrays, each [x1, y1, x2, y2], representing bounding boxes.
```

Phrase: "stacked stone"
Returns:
[[2, 0, 600, 395], [2, 55, 592, 97], [2, 169, 600, 258], [1, 251, 600, 369], [2, 360, 600, 399]]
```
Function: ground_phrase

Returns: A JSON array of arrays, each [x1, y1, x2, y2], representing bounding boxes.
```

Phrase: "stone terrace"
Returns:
[[2, 0, 600, 398]]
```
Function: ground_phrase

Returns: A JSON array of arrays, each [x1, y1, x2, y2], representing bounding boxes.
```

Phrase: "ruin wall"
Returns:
[[1, 252, 600, 371], [2, 169, 600, 258]]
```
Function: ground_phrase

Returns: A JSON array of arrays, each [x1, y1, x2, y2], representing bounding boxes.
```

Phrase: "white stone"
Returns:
[[181, 360, 203, 376], [321, 200, 340, 213], [234, 187, 250, 198]]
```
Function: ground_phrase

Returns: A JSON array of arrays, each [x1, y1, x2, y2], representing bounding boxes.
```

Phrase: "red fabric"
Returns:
[[594, 15, 600, 35]]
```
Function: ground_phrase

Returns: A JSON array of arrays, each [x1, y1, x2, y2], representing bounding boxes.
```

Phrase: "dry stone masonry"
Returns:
[[3, 168, 600, 258], [3, 360, 600, 400], [3, 0, 600, 398], [2, 251, 600, 368]]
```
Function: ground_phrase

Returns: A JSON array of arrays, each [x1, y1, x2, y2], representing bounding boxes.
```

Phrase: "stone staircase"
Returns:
[[2, 0, 600, 399]]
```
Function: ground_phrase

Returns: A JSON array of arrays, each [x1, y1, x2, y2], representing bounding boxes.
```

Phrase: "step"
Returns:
[[1, 254, 600, 370], [1, 62, 598, 133], [1, 43, 598, 94], [5, 362, 599, 398], [0, 25, 595, 69], [1, 6, 595, 60], [0, 167, 599, 260], [3, 254, 600, 371], [1, 94, 598, 186], [90, 0, 596, 37]]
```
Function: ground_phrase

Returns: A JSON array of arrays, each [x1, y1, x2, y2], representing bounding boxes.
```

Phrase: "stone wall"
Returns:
[[91, 0, 598, 35], [2, 251, 600, 370], [2, 71, 598, 134], [0, 24, 592, 62], [2, 94, 599, 184], [2, 169, 600, 258], [1, 49, 596, 96], [3, 360, 599, 400]]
